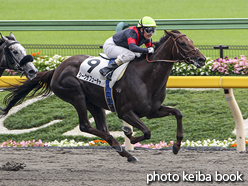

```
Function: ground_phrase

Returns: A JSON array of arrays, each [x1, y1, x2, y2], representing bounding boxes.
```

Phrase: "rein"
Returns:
[[146, 34, 198, 63]]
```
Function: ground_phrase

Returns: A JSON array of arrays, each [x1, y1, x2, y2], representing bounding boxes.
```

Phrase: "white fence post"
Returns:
[[224, 88, 246, 152]]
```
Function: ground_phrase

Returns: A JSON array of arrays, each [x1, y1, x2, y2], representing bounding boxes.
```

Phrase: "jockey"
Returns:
[[99, 16, 157, 80]]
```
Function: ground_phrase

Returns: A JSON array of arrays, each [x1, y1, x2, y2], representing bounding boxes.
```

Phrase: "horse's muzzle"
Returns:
[[186, 56, 206, 68], [196, 56, 206, 68]]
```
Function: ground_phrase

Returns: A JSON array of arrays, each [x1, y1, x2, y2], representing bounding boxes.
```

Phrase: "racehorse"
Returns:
[[0, 33, 37, 80], [1, 30, 205, 162]]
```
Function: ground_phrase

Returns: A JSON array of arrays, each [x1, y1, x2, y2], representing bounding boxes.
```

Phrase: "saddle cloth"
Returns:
[[77, 56, 129, 89]]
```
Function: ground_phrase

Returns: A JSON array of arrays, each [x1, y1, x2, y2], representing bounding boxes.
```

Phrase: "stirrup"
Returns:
[[105, 72, 113, 81]]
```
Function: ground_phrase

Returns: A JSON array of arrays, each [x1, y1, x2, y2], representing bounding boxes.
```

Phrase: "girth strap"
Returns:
[[104, 59, 116, 112]]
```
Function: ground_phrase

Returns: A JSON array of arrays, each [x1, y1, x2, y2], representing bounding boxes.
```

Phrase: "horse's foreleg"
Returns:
[[121, 110, 151, 144], [147, 106, 183, 154], [52, 79, 137, 162], [86, 101, 109, 133], [75, 101, 137, 162], [79, 119, 137, 162]]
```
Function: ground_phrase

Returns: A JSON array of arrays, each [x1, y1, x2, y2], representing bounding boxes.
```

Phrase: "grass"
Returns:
[[1, 88, 247, 144], [0, 0, 248, 45]]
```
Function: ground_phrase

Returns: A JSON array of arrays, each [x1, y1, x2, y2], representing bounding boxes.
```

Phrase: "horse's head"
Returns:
[[164, 30, 206, 68], [0, 33, 38, 80]]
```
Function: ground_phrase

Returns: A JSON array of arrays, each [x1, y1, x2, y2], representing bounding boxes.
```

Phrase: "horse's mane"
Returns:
[[153, 30, 181, 51]]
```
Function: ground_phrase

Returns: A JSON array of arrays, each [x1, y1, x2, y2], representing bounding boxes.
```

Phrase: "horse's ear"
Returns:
[[0, 33, 8, 42], [9, 32, 17, 41], [164, 30, 173, 36]]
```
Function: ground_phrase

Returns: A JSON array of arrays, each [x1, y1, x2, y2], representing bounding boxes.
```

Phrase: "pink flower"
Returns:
[[43, 142, 49, 146], [153, 144, 160, 149], [1, 142, 8, 147], [159, 141, 168, 147], [240, 55, 246, 60], [235, 67, 243, 72], [212, 62, 220, 71], [218, 67, 225, 73], [234, 64, 239, 68], [20, 140, 28, 147], [0, 139, 49, 148], [133, 142, 142, 147], [239, 61, 245, 66]]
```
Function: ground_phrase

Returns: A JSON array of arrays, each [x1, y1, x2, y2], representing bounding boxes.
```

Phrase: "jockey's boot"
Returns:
[[99, 58, 123, 81]]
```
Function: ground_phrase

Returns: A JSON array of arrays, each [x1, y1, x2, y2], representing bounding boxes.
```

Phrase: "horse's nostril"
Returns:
[[28, 69, 37, 76], [198, 56, 206, 63], [194, 56, 206, 68]]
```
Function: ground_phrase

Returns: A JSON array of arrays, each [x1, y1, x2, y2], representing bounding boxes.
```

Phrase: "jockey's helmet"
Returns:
[[137, 16, 157, 28]]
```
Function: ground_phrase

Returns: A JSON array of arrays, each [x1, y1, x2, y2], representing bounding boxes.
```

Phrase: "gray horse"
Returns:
[[0, 33, 38, 80]]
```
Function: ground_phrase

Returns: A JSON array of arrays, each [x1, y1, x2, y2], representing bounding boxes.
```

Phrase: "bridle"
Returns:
[[3, 41, 32, 74], [4, 41, 22, 69], [146, 34, 199, 64]]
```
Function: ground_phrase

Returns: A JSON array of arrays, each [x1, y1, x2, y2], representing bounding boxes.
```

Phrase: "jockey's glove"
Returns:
[[148, 47, 154, 54], [135, 53, 141, 58]]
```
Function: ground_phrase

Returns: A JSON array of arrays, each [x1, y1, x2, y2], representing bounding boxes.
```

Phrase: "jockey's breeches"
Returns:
[[103, 37, 140, 63]]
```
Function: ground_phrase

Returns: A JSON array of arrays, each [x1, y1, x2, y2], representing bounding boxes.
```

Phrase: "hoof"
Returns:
[[112, 145, 123, 152], [127, 156, 138, 162], [172, 144, 179, 155], [122, 126, 132, 136]]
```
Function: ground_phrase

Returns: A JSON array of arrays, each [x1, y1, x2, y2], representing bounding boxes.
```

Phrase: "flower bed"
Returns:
[[170, 55, 248, 76], [1, 138, 247, 149], [32, 53, 70, 71]]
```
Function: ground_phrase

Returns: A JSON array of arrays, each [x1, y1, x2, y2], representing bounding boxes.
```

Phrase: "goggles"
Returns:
[[144, 27, 156, 34]]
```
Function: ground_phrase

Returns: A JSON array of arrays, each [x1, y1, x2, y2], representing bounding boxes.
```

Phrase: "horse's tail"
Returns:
[[0, 70, 55, 116]]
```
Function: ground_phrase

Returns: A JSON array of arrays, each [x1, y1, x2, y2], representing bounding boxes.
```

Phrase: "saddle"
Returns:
[[77, 53, 129, 89], [77, 54, 129, 112]]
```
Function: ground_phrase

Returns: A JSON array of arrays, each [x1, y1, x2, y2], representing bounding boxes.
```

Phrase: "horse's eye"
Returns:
[[180, 42, 186, 46], [13, 50, 18, 54]]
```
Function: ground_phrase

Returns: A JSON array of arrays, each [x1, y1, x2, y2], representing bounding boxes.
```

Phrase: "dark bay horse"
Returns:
[[0, 33, 38, 80], [1, 30, 205, 162]]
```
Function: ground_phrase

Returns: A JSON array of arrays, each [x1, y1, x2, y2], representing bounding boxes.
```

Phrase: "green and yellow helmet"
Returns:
[[137, 16, 157, 28]]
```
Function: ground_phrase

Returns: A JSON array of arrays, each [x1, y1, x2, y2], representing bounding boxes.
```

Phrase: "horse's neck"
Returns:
[[146, 38, 174, 86], [151, 37, 173, 61]]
